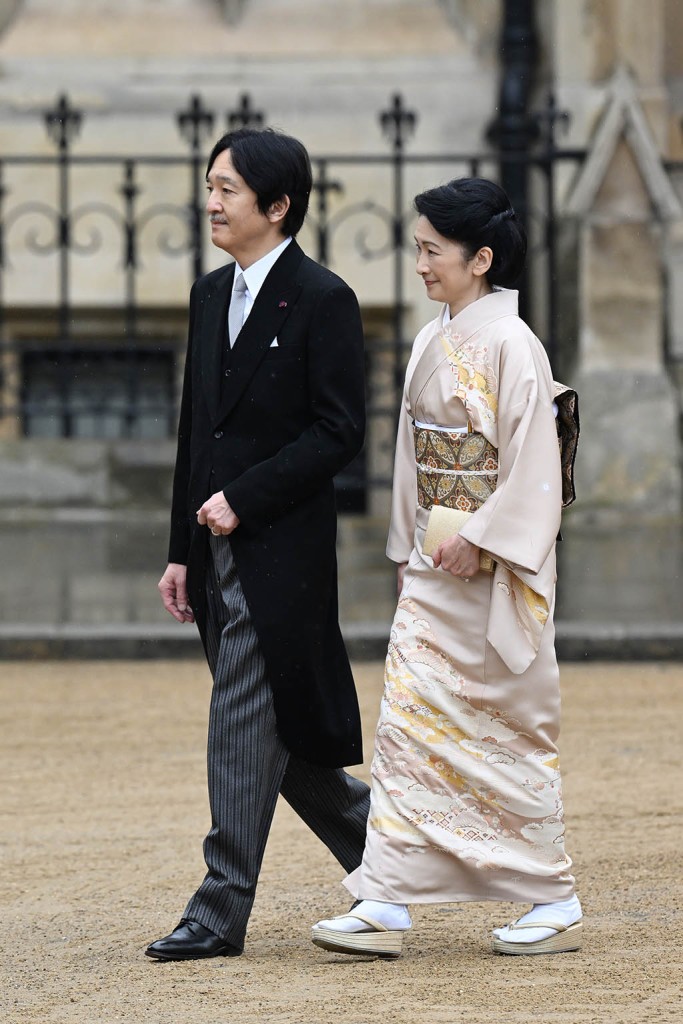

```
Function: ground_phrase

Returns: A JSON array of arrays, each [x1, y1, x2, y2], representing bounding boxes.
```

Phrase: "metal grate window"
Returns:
[[20, 346, 176, 439]]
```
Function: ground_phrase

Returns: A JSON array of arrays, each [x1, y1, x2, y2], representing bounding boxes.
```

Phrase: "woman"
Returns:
[[311, 178, 581, 958]]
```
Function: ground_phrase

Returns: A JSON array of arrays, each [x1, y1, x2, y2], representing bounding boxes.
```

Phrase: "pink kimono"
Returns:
[[344, 289, 577, 905]]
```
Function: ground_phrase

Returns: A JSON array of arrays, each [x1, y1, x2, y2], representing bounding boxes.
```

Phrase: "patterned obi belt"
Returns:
[[414, 424, 499, 513]]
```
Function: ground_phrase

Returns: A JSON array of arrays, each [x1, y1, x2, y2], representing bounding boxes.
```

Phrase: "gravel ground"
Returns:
[[1, 659, 682, 1024]]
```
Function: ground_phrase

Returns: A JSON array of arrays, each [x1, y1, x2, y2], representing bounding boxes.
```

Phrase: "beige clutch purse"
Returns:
[[422, 505, 495, 572]]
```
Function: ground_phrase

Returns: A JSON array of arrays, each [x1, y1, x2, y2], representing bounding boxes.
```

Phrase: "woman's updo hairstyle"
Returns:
[[414, 177, 527, 287]]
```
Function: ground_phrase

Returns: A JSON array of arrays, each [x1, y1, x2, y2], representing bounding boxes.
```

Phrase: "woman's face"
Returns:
[[414, 215, 491, 315]]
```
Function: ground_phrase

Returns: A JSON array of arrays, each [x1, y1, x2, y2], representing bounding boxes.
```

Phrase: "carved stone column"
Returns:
[[564, 68, 682, 520]]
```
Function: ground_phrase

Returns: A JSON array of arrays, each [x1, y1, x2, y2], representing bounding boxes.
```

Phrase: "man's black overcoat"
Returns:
[[168, 240, 366, 768]]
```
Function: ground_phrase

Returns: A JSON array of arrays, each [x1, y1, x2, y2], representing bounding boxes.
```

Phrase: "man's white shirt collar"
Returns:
[[233, 236, 292, 307]]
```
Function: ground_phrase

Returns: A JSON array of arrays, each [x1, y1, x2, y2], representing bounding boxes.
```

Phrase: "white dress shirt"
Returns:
[[231, 236, 292, 344]]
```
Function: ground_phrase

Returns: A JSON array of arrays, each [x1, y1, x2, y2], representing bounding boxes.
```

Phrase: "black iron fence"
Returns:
[[0, 91, 585, 495]]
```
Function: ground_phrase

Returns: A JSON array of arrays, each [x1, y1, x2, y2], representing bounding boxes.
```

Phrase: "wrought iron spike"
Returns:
[[226, 93, 265, 131], [379, 94, 417, 150], [44, 94, 83, 152], [177, 94, 215, 150]]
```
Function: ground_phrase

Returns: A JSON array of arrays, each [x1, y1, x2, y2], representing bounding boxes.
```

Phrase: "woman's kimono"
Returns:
[[344, 288, 576, 905]]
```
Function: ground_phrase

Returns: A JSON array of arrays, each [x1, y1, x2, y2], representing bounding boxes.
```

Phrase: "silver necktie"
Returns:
[[228, 272, 248, 347]]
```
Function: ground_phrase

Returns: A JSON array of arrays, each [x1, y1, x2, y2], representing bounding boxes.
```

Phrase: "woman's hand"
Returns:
[[432, 534, 480, 580]]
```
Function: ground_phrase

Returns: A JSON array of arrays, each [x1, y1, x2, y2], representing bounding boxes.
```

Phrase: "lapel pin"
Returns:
[[278, 300, 288, 308]]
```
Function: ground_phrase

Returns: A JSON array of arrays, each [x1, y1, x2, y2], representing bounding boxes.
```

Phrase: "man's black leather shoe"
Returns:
[[145, 920, 241, 961]]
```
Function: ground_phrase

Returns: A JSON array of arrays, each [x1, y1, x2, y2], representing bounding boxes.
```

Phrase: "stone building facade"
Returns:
[[0, 0, 681, 524]]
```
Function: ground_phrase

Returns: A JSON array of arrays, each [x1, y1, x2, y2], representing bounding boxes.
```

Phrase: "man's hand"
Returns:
[[432, 534, 480, 580], [158, 562, 194, 623], [196, 491, 240, 536]]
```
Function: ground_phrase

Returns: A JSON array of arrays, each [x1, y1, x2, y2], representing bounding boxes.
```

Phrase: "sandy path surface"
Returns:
[[1, 660, 682, 1024]]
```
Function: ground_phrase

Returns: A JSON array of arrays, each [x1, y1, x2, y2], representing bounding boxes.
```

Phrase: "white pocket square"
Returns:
[[270, 337, 278, 348]]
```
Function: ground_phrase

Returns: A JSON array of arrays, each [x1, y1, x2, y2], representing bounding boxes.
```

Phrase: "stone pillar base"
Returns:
[[571, 368, 681, 524]]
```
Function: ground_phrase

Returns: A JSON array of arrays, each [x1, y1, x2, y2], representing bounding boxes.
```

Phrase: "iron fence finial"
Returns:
[[177, 94, 215, 152], [226, 94, 265, 131], [44, 94, 83, 152], [379, 94, 417, 152]]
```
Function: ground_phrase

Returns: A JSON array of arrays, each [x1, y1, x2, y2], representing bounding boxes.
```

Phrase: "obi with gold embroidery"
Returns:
[[413, 424, 498, 513]]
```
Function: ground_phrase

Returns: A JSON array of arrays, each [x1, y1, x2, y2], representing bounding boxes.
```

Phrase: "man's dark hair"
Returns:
[[414, 177, 527, 287], [206, 127, 312, 237]]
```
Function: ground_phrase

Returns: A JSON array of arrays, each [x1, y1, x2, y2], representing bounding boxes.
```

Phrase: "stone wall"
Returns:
[[551, 0, 682, 522], [0, 0, 501, 327], [1, 0, 682, 521]]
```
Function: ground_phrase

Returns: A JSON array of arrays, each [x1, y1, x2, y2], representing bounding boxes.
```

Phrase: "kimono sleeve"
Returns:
[[458, 335, 563, 675], [458, 339, 562, 574], [386, 384, 418, 563]]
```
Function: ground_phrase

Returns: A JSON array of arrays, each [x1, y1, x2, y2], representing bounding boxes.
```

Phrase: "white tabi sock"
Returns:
[[492, 894, 582, 944], [314, 899, 412, 933]]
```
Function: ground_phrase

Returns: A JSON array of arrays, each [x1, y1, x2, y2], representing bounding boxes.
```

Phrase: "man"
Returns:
[[147, 127, 370, 961]]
